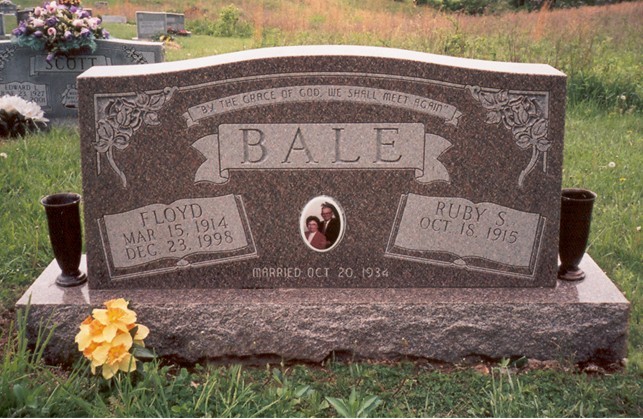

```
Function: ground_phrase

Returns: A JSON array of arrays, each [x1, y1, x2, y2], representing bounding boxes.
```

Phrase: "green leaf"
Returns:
[[357, 395, 383, 416], [129, 325, 138, 339], [13, 383, 27, 404], [295, 384, 311, 398], [131, 345, 156, 361], [326, 396, 352, 418], [511, 356, 529, 368]]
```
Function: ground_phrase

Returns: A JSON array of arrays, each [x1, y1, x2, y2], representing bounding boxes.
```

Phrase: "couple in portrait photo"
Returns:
[[303, 200, 342, 251]]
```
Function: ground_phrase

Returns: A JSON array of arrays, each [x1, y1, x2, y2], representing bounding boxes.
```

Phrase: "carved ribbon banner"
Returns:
[[191, 123, 452, 185], [183, 85, 462, 127]]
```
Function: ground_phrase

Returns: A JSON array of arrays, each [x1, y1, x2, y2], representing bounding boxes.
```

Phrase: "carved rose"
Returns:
[[93, 87, 177, 187], [515, 118, 550, 152], [467, 85, 551, 187], [94, 119, 130, 152], [502, 96, 538, 127], [106, 98, 144, 131]]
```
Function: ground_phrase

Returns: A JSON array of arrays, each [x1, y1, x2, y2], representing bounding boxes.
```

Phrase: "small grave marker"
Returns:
[[102, 15, 127, 24], [0, 0, 17, 14], [15, 8, 31, 24]]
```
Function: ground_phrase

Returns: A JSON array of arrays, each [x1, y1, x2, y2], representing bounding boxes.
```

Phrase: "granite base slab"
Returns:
[[17, 254, 629, 366]]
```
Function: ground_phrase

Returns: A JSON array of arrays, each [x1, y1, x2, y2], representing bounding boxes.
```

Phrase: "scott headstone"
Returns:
[[78, 46, 566, 289], [0, 39, 163, 120]]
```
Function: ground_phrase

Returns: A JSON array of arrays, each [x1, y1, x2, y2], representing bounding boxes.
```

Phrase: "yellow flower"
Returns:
[[75, 315, 107, 351], [82, 340, 102, 362], [90, 332, 133, 369], [102, 352, 136, 379], [75, 298, 149, 379], [91, 332, 137, 379], [92, 298, 137, 342], [133, 324, 150, 347]]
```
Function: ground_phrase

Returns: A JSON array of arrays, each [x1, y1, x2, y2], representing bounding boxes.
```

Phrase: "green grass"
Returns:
[[101, 22, 257, 59], [2, 319, 642, 417], [563, 105, 642, 369], [0, 128, 82, 307], [165, 35, 255, 60]]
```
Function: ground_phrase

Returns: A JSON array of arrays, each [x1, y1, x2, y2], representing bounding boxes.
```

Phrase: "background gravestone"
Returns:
[[0, 38, 163, 121], [0, 0, 17, 14], [102, 15, 127, 24], [136, 11, 168, 40], [166, 13, 184, 31], [15, 8, 30, 24], [136, 12, 186, 39]]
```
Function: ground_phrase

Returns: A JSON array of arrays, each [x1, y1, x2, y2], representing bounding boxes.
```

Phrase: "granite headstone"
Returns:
[[18, 46, 629, 366], [0, 39, 163, 121], [165, 13, 184, 32], [15, 8, 30, 23], [78, 46, 565, 289], [135, 11, 177, 40]]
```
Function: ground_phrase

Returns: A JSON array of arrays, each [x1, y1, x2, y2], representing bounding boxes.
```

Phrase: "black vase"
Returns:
[[41, 193, 87, 287], [558, 188, 597, 281]]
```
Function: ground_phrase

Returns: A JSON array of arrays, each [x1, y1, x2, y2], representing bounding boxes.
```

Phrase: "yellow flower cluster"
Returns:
[[74, 298, 149, 379]]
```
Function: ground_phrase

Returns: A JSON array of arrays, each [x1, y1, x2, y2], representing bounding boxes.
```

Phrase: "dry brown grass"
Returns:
[[103, 0, 642, 60]]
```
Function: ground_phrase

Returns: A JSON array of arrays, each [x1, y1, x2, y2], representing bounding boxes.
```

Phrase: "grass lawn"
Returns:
[[1, 1, 641, 416]]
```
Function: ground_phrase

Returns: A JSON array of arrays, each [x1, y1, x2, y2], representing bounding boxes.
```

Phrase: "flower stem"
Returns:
[[518, 146, 539, 188], [106, 147, 127, 188]]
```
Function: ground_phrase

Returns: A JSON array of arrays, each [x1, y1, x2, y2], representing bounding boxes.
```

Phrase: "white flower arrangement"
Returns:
[[0, 95, 49, 137]]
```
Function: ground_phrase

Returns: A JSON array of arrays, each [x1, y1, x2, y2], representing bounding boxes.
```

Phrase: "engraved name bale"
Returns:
[[0, 39, 163, 120], [78, 46, 566, 289]]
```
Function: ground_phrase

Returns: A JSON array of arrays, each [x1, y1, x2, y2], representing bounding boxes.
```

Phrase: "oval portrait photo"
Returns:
[[300, 196, 345, 252]]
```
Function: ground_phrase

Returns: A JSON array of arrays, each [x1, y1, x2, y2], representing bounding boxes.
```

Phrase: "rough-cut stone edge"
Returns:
[[16, 254, 629, 366]]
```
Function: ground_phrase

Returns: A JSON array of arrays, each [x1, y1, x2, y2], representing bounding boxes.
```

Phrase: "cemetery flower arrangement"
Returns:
[[75, 298, 152, 379], [0, 95, 48, 137], [11, 1, 109, 62]]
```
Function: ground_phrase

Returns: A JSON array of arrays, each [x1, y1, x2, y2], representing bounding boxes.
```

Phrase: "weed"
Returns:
[[326, 388, 383, 418]]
